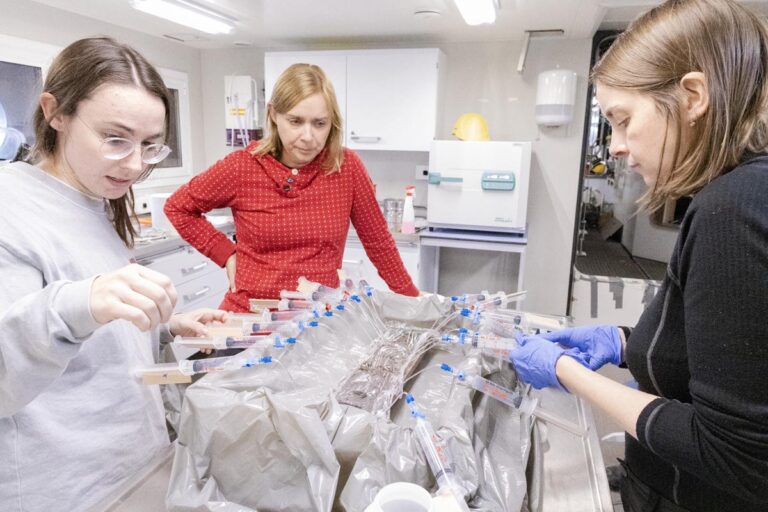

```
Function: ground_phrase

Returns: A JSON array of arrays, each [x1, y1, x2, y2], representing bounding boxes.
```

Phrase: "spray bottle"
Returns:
[[401, 185, 416, 234]]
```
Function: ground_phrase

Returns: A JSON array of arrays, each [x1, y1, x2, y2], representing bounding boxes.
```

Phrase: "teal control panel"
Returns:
[[481, 171, 516, 191]]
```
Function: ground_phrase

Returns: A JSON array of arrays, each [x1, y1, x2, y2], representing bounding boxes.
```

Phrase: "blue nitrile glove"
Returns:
[[538, 325, 623, 371], [508, 332, 586, 391]]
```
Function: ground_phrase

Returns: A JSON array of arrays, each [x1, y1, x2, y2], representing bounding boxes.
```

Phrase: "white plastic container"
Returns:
[[364, 482, 433, 512], [535, 69, 578, 127], [150, 192, 174, 232], [401, 185, 416, 234]]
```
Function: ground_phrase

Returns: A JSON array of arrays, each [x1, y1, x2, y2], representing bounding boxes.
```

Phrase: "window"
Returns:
[[0, 35, 60, 161], [134, 67, 193, 190]]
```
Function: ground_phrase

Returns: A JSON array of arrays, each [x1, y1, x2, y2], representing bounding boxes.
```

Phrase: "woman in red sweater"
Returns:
[[165, 63, 419, 312]]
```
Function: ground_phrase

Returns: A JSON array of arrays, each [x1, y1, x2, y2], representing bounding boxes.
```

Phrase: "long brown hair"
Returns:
[[31, 37, 171, 247], [255, 63, 344, 173], [592, 0, 768, 211]]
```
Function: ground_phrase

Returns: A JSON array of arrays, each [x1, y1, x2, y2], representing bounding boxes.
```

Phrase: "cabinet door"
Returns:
[[346, 50, 440, 151], [264, 52, 347, 132], [343, 241, 420, 292]]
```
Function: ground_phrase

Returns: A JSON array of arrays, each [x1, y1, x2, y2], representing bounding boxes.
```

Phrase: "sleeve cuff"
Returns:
[[209, 239, 237, 267], [618, 325, 632, 368], [53, 277, 102, 341], [636, 397, 668, 450]]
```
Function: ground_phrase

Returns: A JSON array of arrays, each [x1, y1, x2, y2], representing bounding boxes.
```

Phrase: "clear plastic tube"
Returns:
[[270, 309, 318, 322], [279, 290, 308, 300], [439, 364, 587, 436], [405, 393, 460, 493], [177, 355, 272, 376], [277, 298, 315, 310], [466, 374, 523, 408], [482, 309, 569, 335]]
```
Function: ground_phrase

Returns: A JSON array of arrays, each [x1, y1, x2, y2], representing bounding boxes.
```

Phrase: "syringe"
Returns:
[[277, 298, 316, 310], [177, 355, 273, 375], [297, 276, 344, 302], [440, 363, 523, 408], [482, 310, 569, 336], [439, 364, 587, 436], [280, 289, 308, 300], [268, 308, 320, 322], [202, 312, 264, 338], [405, 393, 463, 495], [439, 329, 518, 359], [450, 293, 486, 305], [174, 335, 271, 350]]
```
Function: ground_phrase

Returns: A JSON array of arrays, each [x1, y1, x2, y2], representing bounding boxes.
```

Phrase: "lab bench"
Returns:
[[101, 389, 612, 512]]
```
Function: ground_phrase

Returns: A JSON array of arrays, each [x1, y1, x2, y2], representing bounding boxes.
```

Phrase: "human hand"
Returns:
[[169, 308, 229, 355], [225, 253, 237, 292], [508, 332, 586, 391], [538, 325, 623, 370], [90, 264, 177, 332]]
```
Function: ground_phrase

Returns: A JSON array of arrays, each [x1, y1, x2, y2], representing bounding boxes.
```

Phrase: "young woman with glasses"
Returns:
[[0, 37, 226, 511]]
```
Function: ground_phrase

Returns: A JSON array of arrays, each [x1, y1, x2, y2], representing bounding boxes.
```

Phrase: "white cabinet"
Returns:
[[264, 49, 444, 152], [138, 246, 229, 313], [343, 240, 420, 292], [264, 52, 347, 125], [346, 50, 442, 151]]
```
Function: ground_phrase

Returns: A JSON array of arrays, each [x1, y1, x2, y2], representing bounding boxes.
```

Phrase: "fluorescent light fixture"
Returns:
[[453, 0, 497, 25], [130, 0, 236, 35]]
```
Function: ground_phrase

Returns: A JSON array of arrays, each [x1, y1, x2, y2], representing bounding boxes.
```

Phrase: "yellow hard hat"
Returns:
[[452, 113, 490, 141]]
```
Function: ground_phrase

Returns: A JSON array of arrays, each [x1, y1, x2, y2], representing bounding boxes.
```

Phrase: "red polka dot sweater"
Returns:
[[164, 141, 419, 312]]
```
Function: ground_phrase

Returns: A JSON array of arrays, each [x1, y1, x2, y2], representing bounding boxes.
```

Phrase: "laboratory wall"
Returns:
[[0, 0, 206, 196], [0, 0, 590, 316], [199, 39, 590, 315]]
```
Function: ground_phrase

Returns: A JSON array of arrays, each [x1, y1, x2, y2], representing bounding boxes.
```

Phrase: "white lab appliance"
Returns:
[[427, 140, 531, 235]]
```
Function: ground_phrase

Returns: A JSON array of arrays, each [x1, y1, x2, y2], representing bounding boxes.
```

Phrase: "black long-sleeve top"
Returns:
[[626, 154, 768, 511]]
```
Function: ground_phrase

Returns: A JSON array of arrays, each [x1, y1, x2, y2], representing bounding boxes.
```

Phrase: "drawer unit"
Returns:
[[138, 244, 230, 313], [140, 246, 215, 286], [343, 240, 421, 292], [175, 268, 229, 311]]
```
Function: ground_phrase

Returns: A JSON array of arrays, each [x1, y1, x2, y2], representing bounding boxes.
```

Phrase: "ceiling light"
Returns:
[[453, 0, 497, 25], [130, 0, 236, 35]]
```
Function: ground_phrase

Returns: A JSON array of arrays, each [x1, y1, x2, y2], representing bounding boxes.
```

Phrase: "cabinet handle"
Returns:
[[181, 261, 208, 276], [350, 131, 381, 143], [183, 286, 211, 303], [343, 258, 365, 265]]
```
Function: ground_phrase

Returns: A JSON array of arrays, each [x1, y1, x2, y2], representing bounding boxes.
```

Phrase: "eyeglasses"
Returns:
[[75, 115, 172, 165]]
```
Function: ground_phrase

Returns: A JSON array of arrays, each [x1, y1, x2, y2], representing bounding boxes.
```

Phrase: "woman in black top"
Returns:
[[508, 1, 768, 510]]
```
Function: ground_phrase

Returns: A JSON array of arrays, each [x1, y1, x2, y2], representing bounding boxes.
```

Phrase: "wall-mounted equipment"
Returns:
[[427, 140, 531, 235], [535, 69, 577, 127], [225, 75, 259, 147]]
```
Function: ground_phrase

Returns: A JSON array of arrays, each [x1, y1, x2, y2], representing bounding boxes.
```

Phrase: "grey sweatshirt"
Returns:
[[0, 162, 169, 512]]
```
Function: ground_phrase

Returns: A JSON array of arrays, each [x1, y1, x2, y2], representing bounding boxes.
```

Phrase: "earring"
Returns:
[[689, 119, 697, 127]]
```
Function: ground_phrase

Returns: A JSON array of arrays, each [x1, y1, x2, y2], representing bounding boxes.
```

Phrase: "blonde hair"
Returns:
[[592, 0, 768, 211], [255, 63, 344, 173]]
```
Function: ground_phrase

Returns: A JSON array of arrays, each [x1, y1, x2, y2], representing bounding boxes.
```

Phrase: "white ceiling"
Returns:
[[27, 0, 768, 49]]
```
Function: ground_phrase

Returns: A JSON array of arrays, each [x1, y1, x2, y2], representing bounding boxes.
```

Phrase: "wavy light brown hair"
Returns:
[[592, 0, 768, 211], [31, 37, 171, 247], [255, 63, 344, 173]]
